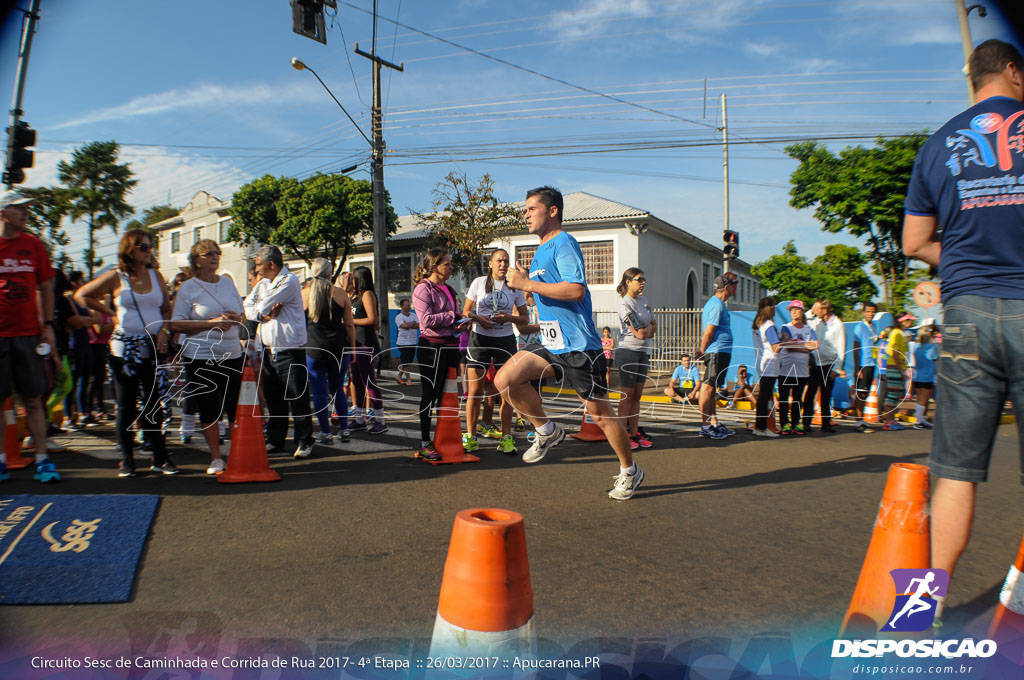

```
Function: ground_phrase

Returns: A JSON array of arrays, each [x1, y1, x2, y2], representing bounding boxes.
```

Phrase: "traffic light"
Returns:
[[4, 121, 35, 186], [723, 229, 739, 259], [291, 0, 336, 44]]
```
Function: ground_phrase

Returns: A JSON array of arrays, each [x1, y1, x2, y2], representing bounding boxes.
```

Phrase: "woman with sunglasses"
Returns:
[[168, 239, 244, 475], [76, 229, 176, 477], [615, 267, 657, 450]]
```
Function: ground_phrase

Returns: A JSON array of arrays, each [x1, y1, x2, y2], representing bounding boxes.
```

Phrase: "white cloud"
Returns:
[[52, 82, 316, 130], [744, 41, 782, 57]]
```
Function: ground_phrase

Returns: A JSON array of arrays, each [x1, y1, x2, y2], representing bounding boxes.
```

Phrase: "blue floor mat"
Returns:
[[0, 494, 160, 604]]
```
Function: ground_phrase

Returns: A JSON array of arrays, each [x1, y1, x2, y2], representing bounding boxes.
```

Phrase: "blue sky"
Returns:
[[0, 0, 1019, 280]]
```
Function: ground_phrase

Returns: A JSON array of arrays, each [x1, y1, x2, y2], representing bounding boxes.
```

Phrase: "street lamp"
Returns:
[[955, 1, 988, 105], [292, 56, 395, 365]]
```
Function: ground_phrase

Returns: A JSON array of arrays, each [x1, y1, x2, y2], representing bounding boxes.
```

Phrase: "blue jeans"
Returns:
[[306, 352, 349, 435], [929, 295, 1024, 484]]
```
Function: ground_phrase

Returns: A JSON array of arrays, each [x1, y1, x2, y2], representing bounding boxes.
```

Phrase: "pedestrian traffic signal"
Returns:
[[290, 0, 336, 45], [723, 229, 739, 259], [4, 121, 35, 186]]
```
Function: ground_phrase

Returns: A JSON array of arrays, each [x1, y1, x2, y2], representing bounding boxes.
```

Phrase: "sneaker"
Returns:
[[65, 419, 84, 432], [46, 423, 65, 436], [608, 464, 645, 501], [637, 426, 654, 443], [476, 423, 501, 439], [348, 420, 367, 432], [629, 435, 640, 451], [118, 463, 136, 478], [24, 436, 67, 453], [714, 424, 735, 437], [854, 422, 873, 433], [316, 432, 334, 445], [150, 462, 180, 475], [496, 434, 517, 455], [417, 443, 441, 462], [34, 459, 61, 483], [462, 434, 480, 452], [367, 421, 389, 435], [912, 421, 933, 430], [81, 414, 101, 428], [341, 429, 351, 443], [699, 425, 727, 440], [634, 432, 653, 448], [794, 424, 807, 436], [780, 424, 793, 436], [515, 417, 527, 432], [206, 458, 225, 475], [882, 420, 905, 431], [294, 443, 314, 459], [522, 423, 565, 464], [0, 462, 8, 482], [752, 429, 780, 438]]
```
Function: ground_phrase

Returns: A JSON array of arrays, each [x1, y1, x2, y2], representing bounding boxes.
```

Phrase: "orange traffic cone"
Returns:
[[3, 398, 33, 469], [988, 532, 1024, 661], [219, 363, 281, 483], [839, 463, 931, 638], [864, 379, 880, 424], [429, 508, 536, 658], [570, 407, 607, 442], [426, 367, 479, 465]]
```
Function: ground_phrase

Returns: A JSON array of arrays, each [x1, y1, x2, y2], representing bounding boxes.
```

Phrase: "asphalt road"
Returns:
[[1, 379, 1021, 669]]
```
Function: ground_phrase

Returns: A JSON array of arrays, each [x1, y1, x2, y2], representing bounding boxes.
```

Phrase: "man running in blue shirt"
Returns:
[[500, 186, 643, 501]]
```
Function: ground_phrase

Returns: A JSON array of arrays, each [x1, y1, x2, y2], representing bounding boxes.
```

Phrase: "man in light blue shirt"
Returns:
[[851, 301, 878, 433], [665, 353, 701, 404], [697, 272, 737, 439]]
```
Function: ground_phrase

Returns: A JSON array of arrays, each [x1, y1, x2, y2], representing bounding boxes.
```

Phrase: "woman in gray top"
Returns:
[[615, 267, 657, 450]]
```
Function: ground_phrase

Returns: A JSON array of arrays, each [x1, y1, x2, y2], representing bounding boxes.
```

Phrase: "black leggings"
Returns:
[[777, 376, 808, 429], [805, 363, 836, 427], [416, 339, 461, 443], [755, 375, 777, 431], [108, 354, 167, 468]]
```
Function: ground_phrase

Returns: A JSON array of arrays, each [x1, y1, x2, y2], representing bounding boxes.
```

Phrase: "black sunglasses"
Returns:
[[631, 276, 646, 283], [136, 242, 152, 252]]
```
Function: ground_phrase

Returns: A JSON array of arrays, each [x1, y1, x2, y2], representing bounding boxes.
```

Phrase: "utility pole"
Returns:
[[5, 0, 41, 187], [355, 1, 402, 368], [955, 0, 987, 106], [720, 93, 730, 274]]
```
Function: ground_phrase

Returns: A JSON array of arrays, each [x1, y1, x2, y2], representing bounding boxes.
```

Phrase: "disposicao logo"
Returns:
[[881, 568, 949, 632], [970, 112, 1004, 134]]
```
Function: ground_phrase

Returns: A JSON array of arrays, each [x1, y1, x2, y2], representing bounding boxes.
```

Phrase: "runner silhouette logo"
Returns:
[[881, 568, 949, 632]]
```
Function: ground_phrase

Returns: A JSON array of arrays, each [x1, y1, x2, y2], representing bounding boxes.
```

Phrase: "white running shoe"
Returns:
[[206, 458, 225, 475], [608, 464, 645, 501], [752, 429, 780, 438], [522, 423, 565, 464]]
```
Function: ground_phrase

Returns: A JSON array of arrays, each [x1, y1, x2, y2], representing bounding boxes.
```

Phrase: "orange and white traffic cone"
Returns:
[[426, 367, 480, 465], [219, 363, 281, 483], [429, 508, 536, 659], [839, 463, 931, 638], [3, 398, 33, 469], [988, 532, 1024, 663], [812, 399, 823, 426], [864, 379, 880, 424], [570, 407, 606, 442]]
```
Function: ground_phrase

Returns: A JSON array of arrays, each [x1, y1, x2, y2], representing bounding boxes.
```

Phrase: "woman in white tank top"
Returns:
[[75, 229, 175, 477]]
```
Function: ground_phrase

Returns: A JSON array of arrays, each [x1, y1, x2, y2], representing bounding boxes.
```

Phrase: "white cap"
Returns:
[[0, 190, 35, 210]]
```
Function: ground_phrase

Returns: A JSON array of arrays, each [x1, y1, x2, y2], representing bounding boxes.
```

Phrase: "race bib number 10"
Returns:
[[539, 320, 565, 351]]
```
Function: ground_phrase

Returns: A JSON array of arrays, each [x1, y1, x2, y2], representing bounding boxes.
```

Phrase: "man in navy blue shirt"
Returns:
[[501, 186, 642, 501], [903, 39, 1024, 626], [697, 272, 738, 440]]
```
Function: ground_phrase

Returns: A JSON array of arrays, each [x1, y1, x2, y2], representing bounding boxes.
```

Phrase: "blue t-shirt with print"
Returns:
[[913, 344, 938, 383], [529, 230, 602, 354], [905, 96, 1024, 302], [702, 296, 732, 354], [853, 321, 876, 367], [671, 365, 700, 388]]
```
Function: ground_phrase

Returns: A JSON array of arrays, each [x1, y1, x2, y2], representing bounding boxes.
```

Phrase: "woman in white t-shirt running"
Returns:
[[461, 249, 527, 455]]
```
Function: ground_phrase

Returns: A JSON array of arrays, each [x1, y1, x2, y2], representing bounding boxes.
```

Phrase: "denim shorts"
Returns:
[[929, 295, 1024, 484]]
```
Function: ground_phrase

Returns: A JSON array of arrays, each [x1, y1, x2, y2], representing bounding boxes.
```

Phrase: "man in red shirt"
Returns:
[[0, 190, 60, 482]]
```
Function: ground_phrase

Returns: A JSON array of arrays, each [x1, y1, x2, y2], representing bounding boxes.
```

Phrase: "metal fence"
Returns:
[[594, 308, 704, 374]]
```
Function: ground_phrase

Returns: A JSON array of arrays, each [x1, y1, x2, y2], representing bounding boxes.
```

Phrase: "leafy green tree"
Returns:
[[21, 186, 72, 270], [229, 173, 394, 271], [124, 204, 180, 232], [786, 133, 926, 308], [57, 141, 138, 276], [752, 240, 877, 317], [415, 172, 525, 280]]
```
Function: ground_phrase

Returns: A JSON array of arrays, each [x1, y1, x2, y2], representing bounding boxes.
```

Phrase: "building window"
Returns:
[[218, 219, 232, 244], [702, 262, 711, 297], [170, 231, 180, 253], [713, 265, 721, 282], [193, 226, 203, 245], [387, 256, 412, 294], [516, 245, 537, 270], [580, 240, 614, 285]]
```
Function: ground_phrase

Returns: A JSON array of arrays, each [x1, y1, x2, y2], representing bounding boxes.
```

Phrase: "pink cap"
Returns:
[[787, 300, 804, 310]]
